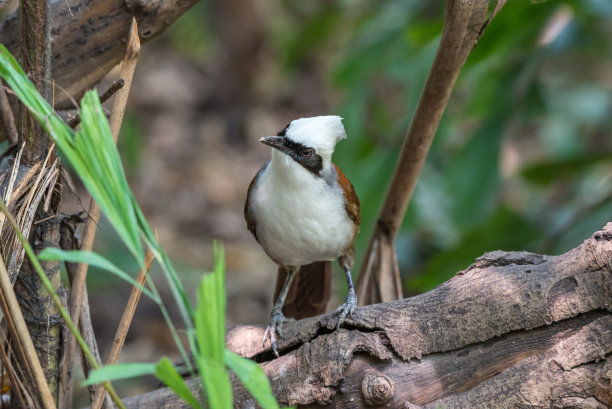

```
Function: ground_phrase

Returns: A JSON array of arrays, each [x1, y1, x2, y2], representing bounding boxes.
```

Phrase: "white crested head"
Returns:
[[284, 116, 346, 156]]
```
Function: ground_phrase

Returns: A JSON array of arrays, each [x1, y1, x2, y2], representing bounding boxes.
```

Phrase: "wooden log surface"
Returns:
[[0, 0, 198, 109], [116, 223, 612, 408]]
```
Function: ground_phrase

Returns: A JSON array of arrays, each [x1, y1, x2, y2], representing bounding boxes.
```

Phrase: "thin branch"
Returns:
[[101, 78, 126, 104], [109, 19, 140, 138], [68, 78, 125, 129], [356, 0, 507, 305], [62, 18, 140, 409], [90, 244, 155, 409]]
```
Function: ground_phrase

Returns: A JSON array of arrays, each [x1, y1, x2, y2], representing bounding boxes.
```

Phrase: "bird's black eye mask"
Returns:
[[281, 138, 323, 176], [261, 126, 323, 176]]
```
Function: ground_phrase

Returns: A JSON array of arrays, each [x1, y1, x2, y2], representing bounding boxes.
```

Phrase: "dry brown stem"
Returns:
[[356, 0, 507, 304], [58, 214, 111, 409], [90, 244, 154, 409], [0, 252, 56, 409], [68, 79, 126, 129], [60, 19, 141, 409]]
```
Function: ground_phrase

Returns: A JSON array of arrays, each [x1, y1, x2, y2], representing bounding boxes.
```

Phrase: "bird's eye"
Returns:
[[301, 148, 314, 157]]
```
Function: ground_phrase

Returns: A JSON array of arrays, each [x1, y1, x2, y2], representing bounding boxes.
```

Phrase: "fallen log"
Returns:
[[117, 223, 612, 408], [0, 0, 198, 109]]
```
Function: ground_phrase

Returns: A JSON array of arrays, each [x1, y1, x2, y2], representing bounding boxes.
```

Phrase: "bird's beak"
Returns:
[[259, 136, 291, 154]]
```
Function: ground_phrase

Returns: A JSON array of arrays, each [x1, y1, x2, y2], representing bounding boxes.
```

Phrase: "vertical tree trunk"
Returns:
[[18, 0, 51, 163], [12, 0, 63, 404]]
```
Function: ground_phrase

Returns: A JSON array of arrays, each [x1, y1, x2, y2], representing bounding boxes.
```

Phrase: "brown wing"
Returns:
[[273, 261, 331, 319], [333, 163, 361, 228], [244, 162, 269, 242]]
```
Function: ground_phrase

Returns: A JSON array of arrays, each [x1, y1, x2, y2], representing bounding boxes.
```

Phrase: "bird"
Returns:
[[244, 115, 360, 356]]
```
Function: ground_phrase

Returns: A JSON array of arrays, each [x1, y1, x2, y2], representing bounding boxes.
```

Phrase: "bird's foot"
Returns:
[[335, 288, 357, 329], [262, 309, 293, 357]]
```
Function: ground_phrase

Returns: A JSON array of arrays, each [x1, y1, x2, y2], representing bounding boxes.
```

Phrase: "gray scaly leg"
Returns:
[[263, 266, 298, 356], [335, 259, 357, 329]]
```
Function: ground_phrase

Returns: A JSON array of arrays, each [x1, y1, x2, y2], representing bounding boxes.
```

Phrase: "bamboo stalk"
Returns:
[[61, 18, 140, 409], [109, 18, 140, 138], [90, 245, 155, 409], [356, 0, 507, 304]]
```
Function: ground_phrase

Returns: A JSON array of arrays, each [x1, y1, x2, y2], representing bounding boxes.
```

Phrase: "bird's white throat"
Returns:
[[250, 151, 355, 267]]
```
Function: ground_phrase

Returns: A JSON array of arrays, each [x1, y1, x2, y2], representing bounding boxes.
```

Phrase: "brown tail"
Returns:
[[273, 261, 331, 319]]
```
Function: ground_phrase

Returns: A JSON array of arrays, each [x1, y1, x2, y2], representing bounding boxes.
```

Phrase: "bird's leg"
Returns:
[[263, 266, 299, 356], [335, 256, 357, 329]]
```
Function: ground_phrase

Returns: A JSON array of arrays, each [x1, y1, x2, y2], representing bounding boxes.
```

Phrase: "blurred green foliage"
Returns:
[[160, 0, 612, 294], [282, 0, 612, 292]]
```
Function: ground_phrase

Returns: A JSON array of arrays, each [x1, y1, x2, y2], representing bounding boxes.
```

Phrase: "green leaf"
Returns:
[[193, 243, 233, 409], [195, 242, 226, 362], [0, 40, 198, 385], [199, 358, 233, 409], [521, 153, 612, 185], [38, 248, 157, 301], [155, 357, 204, 409], [409, 206, 542, 292], [83, 362, 156, 386], [225, 350, 279, 409]]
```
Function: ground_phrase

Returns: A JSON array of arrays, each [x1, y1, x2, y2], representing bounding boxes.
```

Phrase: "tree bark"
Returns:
[[18, 0, 51, 163], [11, 0, 65, 405], [114, 223, 611, 408], [0, 0, 198, 110]]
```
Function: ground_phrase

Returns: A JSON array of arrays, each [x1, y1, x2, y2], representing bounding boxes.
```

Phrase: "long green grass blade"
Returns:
[[0, 200, 128, 409], [199, 358, 233, 409], [84, 362, 156, 386], [0, 45, 195, 364], [38, 248, 157, 301], [194, 244, 232, 409], [155, 357, 204, 409], [0, 44, 144, 260], [224, 350, 279, 409]]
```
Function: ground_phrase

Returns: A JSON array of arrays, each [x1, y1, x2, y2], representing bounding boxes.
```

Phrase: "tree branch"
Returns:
[[356, 0, 507, 304], [111, 223, 612, 408], [0, 0, 198, 109]]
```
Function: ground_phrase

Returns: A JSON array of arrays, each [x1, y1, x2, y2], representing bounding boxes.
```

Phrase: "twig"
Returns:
[[101, 78, 126, 104], [68, 78, 125, 129], [109, 19, 140, 138], [6, 156, 59, 281], [62, 18, 140, 409], [0, 142, 24, 241], [0, 252, 56, 409], [79, 288, 114, 409], [90, 244, 155, 409], [0, 82, 18, 145], [8, 162, 42, 205], [58, 213, 103, 408], [356, 0, 506, 304]]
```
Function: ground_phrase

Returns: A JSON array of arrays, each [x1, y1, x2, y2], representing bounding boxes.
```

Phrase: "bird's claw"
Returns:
[[262, 309, 292, 357], [335, 288, 357, 329]]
